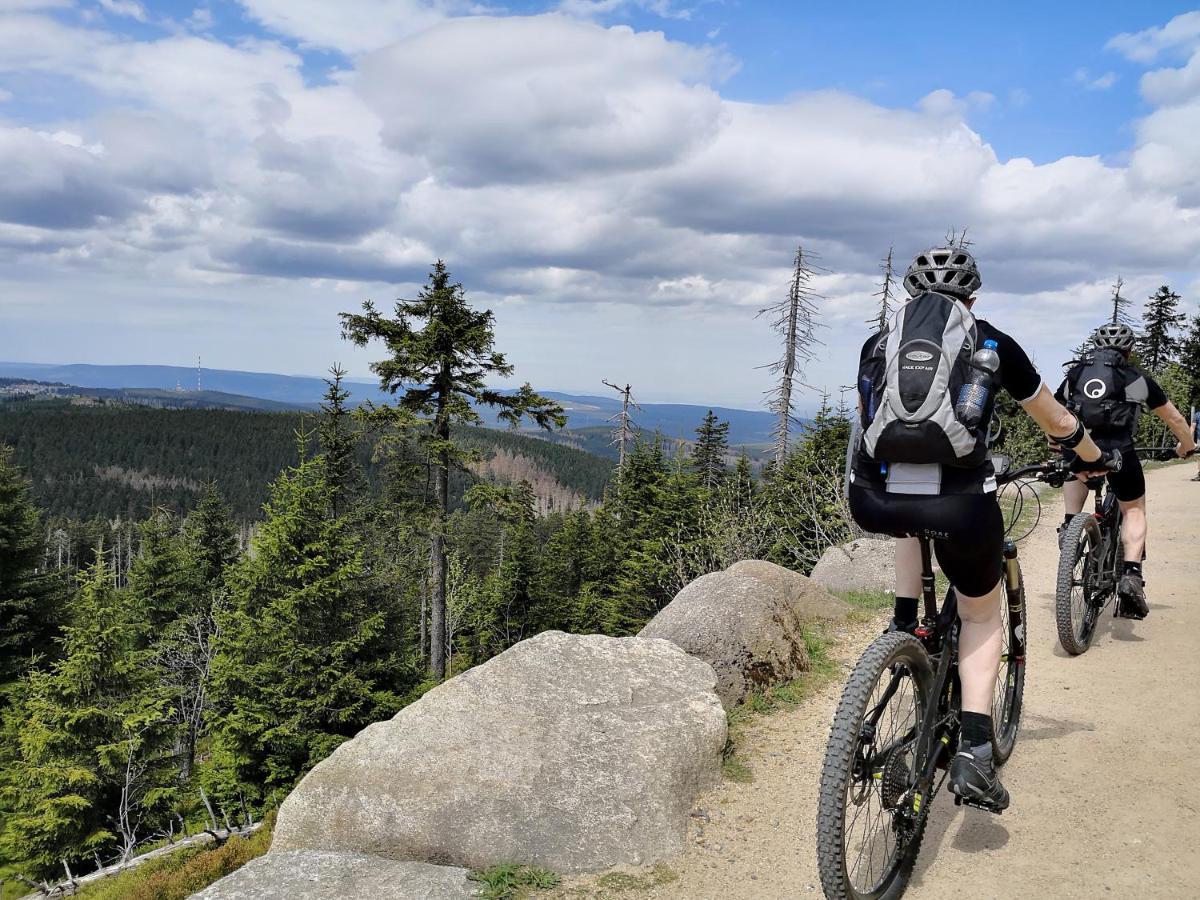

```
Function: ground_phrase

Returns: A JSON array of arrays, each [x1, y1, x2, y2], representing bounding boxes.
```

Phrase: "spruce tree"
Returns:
[[182, 482, 239, 591], [318, 365, 360, 519], [691, 410, 730, 492], [0, 558, 174, 875], [340, 260, 564, 679], [1178, 313, 1200, 410], [208, 450, 406, 807], [0, 446, 62, 685], [1137, 285, 1184, 373]]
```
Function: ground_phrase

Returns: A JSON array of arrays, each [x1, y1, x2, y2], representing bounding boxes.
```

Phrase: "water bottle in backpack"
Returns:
[[955, 339, 999, 428]]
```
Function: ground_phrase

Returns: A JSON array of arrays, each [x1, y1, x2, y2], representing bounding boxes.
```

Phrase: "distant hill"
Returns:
[[0, 378, 309, 412], [0, 361, 779, 446], [0, 399, 613, 522]]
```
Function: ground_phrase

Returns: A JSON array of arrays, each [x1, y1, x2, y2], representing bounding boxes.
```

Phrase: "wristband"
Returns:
[[1052, 417, 1086, 450]]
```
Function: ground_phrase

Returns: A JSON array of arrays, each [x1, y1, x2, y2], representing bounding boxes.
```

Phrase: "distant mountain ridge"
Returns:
[[0, 362, 779, 446]]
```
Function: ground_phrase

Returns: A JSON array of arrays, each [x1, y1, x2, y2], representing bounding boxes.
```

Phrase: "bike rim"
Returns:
[[843, 665, 923, 895], [993, 598, 1015, 730], [1070, 532, 1097, 644]]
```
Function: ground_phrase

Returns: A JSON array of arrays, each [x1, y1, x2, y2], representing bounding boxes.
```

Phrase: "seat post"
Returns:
[[919, 536, 938, 621]]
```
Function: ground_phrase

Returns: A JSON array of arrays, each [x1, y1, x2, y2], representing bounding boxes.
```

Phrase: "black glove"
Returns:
[[1069, 449, 1121, 474]]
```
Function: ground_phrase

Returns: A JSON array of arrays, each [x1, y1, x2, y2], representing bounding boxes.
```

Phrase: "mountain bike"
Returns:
[[1054, 445, 1189, 655], [815, 459, 1065, 900]]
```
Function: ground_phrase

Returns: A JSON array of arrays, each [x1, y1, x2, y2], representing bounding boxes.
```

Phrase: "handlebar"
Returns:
[[996, 459, 1071, 488], [1134, 446, 1197, 461]]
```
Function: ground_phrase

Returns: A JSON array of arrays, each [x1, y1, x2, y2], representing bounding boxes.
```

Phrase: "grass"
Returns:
[[594, 865, 679, 893], [73, 812, 275, 900], [721, 624, 842, 785], [469, 864, 562, 899]]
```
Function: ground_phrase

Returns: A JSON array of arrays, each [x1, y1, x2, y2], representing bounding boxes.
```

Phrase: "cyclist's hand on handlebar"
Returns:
[[1068, 448, 1121, 479]]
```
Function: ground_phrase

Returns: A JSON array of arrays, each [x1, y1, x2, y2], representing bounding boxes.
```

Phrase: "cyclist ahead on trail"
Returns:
[[850, 246, 1119, 812], [1055, 323, 1198, 618]]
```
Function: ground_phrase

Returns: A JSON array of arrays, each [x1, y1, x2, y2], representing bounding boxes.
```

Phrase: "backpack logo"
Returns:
[[905, 350, 934, 362], [1083, 378, 1107, 399]]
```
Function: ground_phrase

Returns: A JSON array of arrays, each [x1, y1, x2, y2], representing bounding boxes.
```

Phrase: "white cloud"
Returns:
[[98, 0, 148, 22], [1073, 67, 1118, 90], [0, 8, 1198, 406], [1107, 11, 1200, 63], [233, 0, 454, 54]]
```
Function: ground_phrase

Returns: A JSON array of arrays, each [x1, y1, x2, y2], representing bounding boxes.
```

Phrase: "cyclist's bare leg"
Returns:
[[1119, 495, 1147, 562], [895, 536, 921, 597], [956, 580, 1003, 715], [1063, 477, 1088, 517]]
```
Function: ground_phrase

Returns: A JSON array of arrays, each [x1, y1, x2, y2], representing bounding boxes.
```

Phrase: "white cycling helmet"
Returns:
[[903, 247, 982, 300]]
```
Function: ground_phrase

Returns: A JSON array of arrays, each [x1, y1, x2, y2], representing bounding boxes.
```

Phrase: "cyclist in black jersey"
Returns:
[[1055, 323, 1197, 617], [850, 247, 1117, 811]]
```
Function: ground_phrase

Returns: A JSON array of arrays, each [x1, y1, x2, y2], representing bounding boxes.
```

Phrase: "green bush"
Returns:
[[78, 813, 274, 900]]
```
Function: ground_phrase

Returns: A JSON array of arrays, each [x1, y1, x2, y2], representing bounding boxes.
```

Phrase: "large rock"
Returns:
[[726, 560, 852, 622], [809, 538, 898, 593], [639, 561, 847, 708], [192, 851, 477, 899], [270, 631, 725, 875]]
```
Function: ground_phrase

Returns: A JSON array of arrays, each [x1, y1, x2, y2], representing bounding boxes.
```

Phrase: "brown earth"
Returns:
[[559, 461, 1200, 899]]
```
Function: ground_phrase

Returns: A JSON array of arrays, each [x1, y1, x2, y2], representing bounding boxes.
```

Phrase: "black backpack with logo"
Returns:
[[1062, 348, 1138, 435], [857, 291, 989, 467]]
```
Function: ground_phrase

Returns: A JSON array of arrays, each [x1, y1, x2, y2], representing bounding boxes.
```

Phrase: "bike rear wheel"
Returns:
[[817, 632, 935, 900], [1055, 513, 1103, 655], [992, 557, 1026, 763]]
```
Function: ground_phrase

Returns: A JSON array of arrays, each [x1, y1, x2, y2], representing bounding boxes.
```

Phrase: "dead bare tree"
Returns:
[[871, 246, 897, 330], [602, 380, 642, 472], [1109, 275, 1137, 327], [758, 246, 824, 468], [155, 595, 224, 780]]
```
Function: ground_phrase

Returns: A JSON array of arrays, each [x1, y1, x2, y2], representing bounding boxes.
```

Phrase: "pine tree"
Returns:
[[690, 410, 730, 492], [126, 511, 192, 635], [208, 450, 407, 808], [1137, 285, 1185, 373], [1178, 313, 1200, 410], [318, 364, 360, 519], [340, 260, 565, 680], [0, 446, 63, 685], [182, 483, 239, 591], [0, 558, 174, 875]]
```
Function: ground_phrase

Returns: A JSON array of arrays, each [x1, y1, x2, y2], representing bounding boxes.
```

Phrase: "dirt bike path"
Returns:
[[609, 462, 1200, 899]]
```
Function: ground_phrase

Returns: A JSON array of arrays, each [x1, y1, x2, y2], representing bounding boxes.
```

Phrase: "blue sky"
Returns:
[[1, 1, 1199, 408]]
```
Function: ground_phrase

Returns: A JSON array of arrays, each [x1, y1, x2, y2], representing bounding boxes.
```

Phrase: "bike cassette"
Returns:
[[879, 747, 913, 810]]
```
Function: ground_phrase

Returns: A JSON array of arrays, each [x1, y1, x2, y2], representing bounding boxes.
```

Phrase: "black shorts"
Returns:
[[848, 485, 1005, 597], [1065, 446, 1145, 502]]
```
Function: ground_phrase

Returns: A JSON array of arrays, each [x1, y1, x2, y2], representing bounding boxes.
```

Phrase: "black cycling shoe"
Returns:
[[949, 747, 1010, 813], [1117, 572, 1149, 619], [883, 618, 918, 635]]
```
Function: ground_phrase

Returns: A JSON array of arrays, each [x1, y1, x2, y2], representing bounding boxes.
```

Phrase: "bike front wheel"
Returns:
[[1055, 513, 1103, 655], [816, 632, 935, 900]]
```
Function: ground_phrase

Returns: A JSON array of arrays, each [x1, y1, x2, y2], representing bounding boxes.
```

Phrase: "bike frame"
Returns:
[[876, 460, 1047, 823]]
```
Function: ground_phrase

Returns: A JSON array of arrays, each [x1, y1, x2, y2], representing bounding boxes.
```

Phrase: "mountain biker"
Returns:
[[850, 246, 1116, 813], [1055, 323, 1198, 618]]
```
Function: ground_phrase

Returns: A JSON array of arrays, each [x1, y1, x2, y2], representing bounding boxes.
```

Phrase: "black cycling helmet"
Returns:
[[1093, 322, 1136, 352], [902, 246, 982, 300]]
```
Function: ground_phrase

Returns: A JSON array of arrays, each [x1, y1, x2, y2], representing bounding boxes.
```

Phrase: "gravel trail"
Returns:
[[573, 462, 1200, 899]]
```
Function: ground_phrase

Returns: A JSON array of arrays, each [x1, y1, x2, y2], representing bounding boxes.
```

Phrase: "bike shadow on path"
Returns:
[[908, 709, 1090, 888], [911, 801, 1009, 888]]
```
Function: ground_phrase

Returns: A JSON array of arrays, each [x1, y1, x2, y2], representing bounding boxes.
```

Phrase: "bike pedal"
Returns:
[[953, 795, 1003, 815]]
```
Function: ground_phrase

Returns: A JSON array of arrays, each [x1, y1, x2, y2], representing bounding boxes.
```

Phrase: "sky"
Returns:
[[1, 1, 1199, 411]]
